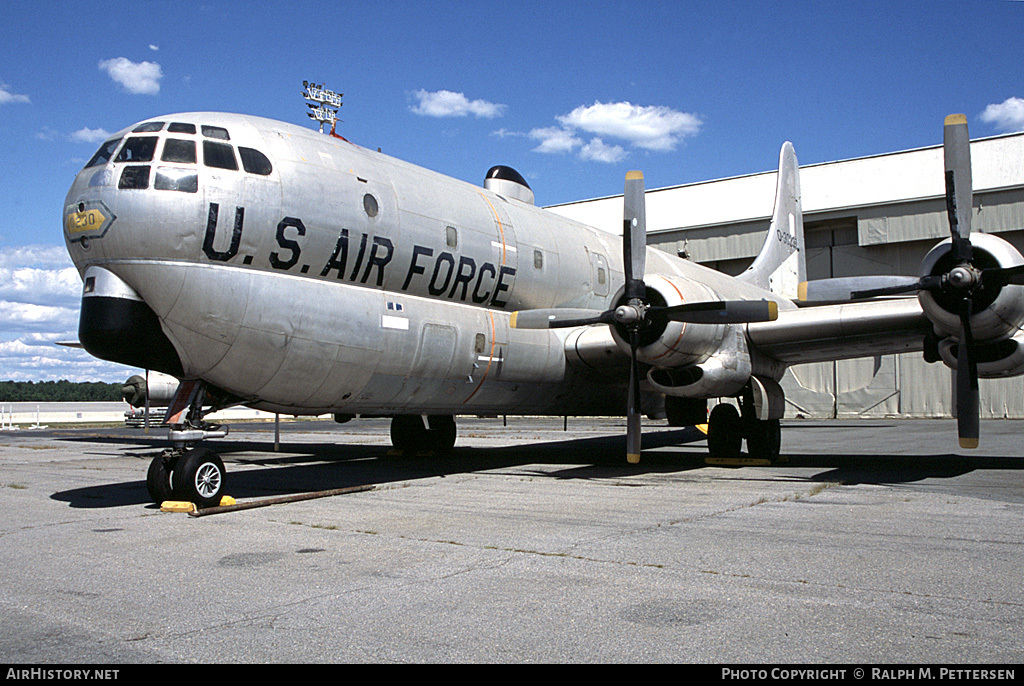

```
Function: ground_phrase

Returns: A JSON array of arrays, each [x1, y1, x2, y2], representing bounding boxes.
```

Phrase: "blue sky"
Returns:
[[1, 0, 1023, 381]]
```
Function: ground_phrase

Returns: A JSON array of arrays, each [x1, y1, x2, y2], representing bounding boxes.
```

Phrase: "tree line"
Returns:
[[0, 380, 123, 402]]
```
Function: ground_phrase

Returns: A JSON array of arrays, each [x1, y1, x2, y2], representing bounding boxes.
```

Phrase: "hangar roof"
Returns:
[[546, 132, 1024, 235]]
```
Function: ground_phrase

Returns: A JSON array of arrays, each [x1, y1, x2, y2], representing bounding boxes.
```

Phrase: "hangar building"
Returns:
[[547, 131, 1024, 419]]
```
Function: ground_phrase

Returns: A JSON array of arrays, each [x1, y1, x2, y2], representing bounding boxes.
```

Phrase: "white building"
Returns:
[[548, 132, 1024, 419]]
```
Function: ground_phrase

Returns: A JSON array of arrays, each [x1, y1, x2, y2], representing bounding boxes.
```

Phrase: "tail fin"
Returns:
[[738, 142, 805, 299]]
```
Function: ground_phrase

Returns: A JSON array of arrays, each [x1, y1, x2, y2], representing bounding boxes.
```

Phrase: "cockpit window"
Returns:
[[115, 136, 158, 163], [239, 147, 272, 175], [168, 122, 196, 134], [155, 167, 198, 193], [203, 140, 237, 170], [85, 138, 123, 168], [118, 166, 150, 189], [133, 121, 165, 133], [162, 139, 197, 164], [201, 125, 230, 141]]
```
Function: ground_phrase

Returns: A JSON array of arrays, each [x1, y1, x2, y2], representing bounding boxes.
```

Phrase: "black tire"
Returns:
[[146, 453, 177, 505], [173, 447, 225, 508], [390, 415, 423, 452], [424, 415, 456, 452], [746, 418, 782, 460], [390, 415, 456, 453], [707, 403, 742, 460]]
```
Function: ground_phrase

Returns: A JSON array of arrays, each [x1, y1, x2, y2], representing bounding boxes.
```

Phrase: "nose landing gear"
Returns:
[[145, 380, 230, 507], [146, 446, 226, 508]]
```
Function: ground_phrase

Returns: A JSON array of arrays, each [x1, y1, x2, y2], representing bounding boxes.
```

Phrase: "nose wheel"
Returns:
[[145, 447, 226, 508]]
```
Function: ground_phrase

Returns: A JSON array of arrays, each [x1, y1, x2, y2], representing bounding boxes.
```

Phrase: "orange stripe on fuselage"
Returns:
[[463, 310, 497, 404], [649, 276, 687, 362]]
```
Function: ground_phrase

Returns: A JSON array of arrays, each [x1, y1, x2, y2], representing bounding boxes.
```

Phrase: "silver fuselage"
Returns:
[[63, 112, 793, 416]]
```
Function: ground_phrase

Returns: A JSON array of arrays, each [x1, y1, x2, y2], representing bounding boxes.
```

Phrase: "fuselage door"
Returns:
[[592, 252, 609, 297]]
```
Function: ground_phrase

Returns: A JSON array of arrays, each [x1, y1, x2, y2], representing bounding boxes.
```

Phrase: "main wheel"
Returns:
[[707, 403, 742, 460], [390, 415, 457, 453], [146, 452, 178, 505], [746, 418, 782, 461], [173, 447, 225, 508]]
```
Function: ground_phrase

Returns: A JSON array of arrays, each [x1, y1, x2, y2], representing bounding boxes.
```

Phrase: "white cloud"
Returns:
[[0, 245, 74, 268], [0, 266, 81, 308], [98, 57, 163, 95], [149, 44, 159, 51], [529, 126, 583, 154], [0, 83, 30, 104], [0, 245, 134, 382], [980, 97, 1024, 133], [579, 138, 627, 163], [71, 127, 112, 144], [492, 128, 525, 139], [557, 101, 702, 151], [0, 301, 78, 332], [411, 89, 507, 118], [524, 100, 702, 163]]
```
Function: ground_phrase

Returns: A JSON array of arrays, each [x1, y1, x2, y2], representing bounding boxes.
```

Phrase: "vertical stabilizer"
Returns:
[[738, 142, 805, 299]]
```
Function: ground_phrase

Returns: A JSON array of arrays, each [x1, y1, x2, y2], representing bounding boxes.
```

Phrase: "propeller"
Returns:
[[512, 172, 778, 463], [797, 115, 1024, 448]]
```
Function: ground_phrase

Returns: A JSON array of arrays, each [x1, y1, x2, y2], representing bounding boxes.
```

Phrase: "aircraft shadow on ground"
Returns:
[[48, 426, 1024, 509]]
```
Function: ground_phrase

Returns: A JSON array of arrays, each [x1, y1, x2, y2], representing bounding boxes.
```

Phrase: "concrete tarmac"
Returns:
[[1, 416, 1022, 664]]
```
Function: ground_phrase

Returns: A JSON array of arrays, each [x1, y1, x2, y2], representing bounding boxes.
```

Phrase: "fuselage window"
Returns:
[[363, 193, 379, 218], [118, 166, 150, 190], [238, 147, 272, 175], [85, 138, 123, 168], [154, 167, 198, 193], [161, 139, 197, 164], [201, 125, 230, 141], [115, 136, 158, 163], [168, 122, 197, 134], [203, 140, 238, 170], [132, 121, 165, 133], [445, 226, 458, 249], [533, 249, 544, 269]]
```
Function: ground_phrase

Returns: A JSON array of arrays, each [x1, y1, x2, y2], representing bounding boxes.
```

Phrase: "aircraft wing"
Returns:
[[746, 297, 930, 365]]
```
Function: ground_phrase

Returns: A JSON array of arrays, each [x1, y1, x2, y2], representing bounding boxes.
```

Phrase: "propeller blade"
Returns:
[[650, 300, 779, 324], [798, 276, 924, 302], [626, 328, 642, 464], [944, 114, 973, 261], [955, 298, 980, 449], [623, 171, 647, 301], [982, 263, 1024, 289], [510, 308, 609, 329]]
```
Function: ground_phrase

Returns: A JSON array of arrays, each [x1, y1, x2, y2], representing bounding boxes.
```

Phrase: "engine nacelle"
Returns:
[[646, 326, 752, 398], [121, 371, 181, 408], [938, 329, 1024, 379], [609, 274, 730, 368], [919, 233, 1024, 342]]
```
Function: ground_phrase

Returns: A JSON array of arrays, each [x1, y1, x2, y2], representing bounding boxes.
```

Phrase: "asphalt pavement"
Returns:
[[1, 416, 1021, 664]]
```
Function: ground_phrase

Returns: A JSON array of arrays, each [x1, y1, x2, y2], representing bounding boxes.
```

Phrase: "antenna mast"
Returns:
[[302, 80, 343, 134]]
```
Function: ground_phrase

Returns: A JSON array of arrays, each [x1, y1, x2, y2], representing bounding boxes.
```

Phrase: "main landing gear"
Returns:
[[706, 383, 782, 462], [389, 415, 457, 454], [145, 381, 229, 507]]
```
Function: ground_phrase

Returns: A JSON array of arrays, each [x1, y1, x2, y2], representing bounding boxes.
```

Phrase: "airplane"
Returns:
[[62, 111, 1024, 507]]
